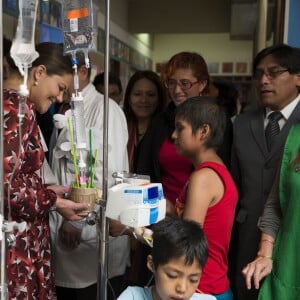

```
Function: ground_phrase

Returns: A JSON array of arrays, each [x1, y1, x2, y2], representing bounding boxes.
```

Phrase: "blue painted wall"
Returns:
[[287, 0, 300, 47]]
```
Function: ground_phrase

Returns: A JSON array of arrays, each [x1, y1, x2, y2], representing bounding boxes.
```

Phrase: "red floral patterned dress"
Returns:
[[3, 89, 57, 299]]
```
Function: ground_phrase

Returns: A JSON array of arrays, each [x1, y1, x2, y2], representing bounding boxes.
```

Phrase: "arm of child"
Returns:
[[182, 168, 224, 225], [166, 198, 176, 216]]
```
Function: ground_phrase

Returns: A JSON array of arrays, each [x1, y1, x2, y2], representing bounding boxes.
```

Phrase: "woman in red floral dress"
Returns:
[[3, 42, 88, 299]]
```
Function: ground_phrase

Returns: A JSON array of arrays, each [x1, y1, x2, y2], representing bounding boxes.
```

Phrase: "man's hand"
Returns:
[[59, 220, 82, 250], [242, 256, 273, 289], [55, 196, 89, 221]]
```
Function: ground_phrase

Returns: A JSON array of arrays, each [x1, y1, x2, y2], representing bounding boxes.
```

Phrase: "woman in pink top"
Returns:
[[173, 97, 238, 300], [138, 52, 232, 207], [138, 52, 211, 204]]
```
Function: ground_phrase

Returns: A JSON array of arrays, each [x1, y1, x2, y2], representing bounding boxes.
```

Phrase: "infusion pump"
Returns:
[[106, 182, 166, 227]]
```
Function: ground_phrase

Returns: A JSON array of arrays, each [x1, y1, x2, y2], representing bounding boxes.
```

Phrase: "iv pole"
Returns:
[[97, 0, 110, 299], [0, 0, 8, 297]]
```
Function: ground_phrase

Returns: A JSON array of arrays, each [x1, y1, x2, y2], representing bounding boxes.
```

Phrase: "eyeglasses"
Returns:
[[253, 67, 289, 80], [165, 79, 200, 90]]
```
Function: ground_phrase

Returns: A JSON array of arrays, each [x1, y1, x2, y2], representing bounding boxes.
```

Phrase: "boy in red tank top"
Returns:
[[172, 97, 238, 300]]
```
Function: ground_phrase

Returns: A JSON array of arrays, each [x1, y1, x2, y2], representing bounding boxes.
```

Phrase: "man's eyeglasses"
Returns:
[[165, 79, 200, 90], [253, 67, 289, 80]]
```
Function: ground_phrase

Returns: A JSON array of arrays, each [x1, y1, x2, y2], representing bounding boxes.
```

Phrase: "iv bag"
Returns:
[[10, 0, 39, 76], [62, 0, 94, 54]]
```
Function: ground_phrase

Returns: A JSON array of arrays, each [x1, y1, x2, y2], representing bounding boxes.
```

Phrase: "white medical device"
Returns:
[[106, 182, 166, 227]]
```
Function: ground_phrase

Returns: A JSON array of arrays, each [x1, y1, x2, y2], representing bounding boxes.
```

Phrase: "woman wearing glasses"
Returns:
[[138, 51, 232, 206], [138, 52, 208, 207]]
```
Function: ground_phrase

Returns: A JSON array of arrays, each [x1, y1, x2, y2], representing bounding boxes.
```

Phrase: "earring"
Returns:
[[34, 81, 38, 86]]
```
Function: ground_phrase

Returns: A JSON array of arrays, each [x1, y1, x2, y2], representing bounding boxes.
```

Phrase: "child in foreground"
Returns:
[[117, 216, 216, 300], [173, 97, 238, 300]]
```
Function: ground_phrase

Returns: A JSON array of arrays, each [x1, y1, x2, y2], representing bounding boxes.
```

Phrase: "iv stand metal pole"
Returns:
[[0, 1, 7, 300], [0, 0, 8, 297], [97, 0, 110, 299]]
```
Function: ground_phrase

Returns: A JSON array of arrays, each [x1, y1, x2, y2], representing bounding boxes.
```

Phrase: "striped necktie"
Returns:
[[265, 111, 282, 151]]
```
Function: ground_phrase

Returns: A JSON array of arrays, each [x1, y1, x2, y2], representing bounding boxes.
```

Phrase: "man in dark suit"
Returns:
[[230, 44, 300, 300]]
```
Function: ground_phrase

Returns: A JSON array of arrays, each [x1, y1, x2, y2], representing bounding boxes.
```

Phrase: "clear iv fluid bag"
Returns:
[[71, 92, 87, 150], [10, 0, 39, 75], [62, 0, 94, 54]]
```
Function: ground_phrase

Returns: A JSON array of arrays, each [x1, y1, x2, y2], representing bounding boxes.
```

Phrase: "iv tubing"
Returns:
[[72, 54, 79, 95]]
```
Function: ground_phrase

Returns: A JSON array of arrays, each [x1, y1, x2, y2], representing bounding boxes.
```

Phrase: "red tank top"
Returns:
[[175, 161, 238, 295]]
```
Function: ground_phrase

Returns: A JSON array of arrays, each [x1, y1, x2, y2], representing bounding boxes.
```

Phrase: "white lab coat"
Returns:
[[50, 83, 130, 288]]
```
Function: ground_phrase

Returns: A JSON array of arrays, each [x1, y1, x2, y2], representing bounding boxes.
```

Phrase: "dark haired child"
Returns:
[[173, 97, 238, 300], [118, 217, 216, 300]]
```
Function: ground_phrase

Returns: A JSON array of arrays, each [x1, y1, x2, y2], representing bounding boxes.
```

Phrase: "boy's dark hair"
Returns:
[[253, 44, 300, 74], [93, 72, 122, 93], [151, 216, 208, 269], [175, 96, 226, 149]]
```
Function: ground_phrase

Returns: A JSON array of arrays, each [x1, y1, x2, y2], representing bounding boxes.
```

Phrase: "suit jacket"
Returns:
[[230, 100, 300, 300]]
